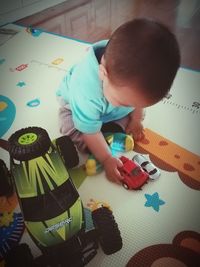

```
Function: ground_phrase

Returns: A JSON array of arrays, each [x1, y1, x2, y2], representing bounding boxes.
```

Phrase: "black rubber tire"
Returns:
[[92, 207, 122, 255], [0, 159, 13, 197], [122, 182, 129, 190], [55, 136, 79, 169], [8, 127, 51, 161], [5, 243, 34, 267]]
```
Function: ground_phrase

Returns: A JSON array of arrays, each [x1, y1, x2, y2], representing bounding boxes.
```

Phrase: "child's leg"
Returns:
[[58, 105, 87, 152], [101, 115, 130, 133], [114, 115, 130, 131], [101, 122, 124, 133]]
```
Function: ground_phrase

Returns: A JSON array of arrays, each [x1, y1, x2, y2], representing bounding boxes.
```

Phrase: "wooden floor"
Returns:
[[17, 0, 200, 70]]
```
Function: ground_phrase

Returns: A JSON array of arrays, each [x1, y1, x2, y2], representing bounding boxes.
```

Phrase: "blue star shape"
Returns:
[[144, 192, 165, 212], [17, 81, 26, 87]]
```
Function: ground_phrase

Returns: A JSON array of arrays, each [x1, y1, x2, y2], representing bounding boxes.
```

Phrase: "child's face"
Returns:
[[99, 59, 156, 108], [100, 71, 155, 108], [103, 79, 149, 108]]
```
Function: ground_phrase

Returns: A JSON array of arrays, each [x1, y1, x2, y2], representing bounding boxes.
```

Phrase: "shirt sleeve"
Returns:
[[56, 66, 75, 102], [56, 75, 66, 96], [70, 93, 103, 134]]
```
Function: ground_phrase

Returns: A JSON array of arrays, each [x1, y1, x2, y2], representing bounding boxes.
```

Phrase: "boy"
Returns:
[[57, 18, 180, 184]]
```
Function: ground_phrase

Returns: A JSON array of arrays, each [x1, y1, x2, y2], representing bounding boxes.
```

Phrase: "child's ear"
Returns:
[[99, 63, 108, 81]]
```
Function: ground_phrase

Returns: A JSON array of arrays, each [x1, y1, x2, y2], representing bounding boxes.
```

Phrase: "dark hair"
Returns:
[[104, 18, 180, 102]]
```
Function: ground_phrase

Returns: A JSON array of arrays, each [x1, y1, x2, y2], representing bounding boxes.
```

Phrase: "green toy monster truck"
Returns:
[[8, 126, 122, 266]]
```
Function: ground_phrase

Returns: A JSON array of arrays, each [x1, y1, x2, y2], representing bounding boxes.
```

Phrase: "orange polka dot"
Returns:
[[141, 138, 150, 145], [183, 163, 195, 172], [159, 140, 168, 146]]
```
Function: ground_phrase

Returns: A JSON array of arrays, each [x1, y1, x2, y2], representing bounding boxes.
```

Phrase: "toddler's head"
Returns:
[[99, 18, 180, 108]]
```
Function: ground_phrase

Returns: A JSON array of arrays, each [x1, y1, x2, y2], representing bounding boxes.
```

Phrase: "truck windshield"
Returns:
[[131, 167, 141, 177], [20, 178, 79, 221]]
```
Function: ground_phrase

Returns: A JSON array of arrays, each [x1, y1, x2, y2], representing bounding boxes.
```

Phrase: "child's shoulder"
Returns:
[[69, 45, 106, 100]]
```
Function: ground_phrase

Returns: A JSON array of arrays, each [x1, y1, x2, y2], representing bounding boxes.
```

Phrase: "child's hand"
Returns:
[[103, 156, 124, 184], [126, 120, 145, 141], [126, 108, 145, 141]]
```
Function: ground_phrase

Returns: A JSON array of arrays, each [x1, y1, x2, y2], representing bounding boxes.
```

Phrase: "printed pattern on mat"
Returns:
[[0, 212, 25, 260], [0, 24, 199, 267]]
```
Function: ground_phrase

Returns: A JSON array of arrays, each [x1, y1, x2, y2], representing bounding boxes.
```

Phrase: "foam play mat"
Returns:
[[0, 24, 200, 266]]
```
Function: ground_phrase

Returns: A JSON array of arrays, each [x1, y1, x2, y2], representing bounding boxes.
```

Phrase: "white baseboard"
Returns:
[[0, 0, 68, 26]]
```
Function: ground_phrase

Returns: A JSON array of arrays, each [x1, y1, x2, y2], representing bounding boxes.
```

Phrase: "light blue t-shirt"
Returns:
[[56, 40, 133, 134]]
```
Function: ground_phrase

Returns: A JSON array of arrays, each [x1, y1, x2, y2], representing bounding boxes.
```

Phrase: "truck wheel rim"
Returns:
[[18, 133, 37, 145]]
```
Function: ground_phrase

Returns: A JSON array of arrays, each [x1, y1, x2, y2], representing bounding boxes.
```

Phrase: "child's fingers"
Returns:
[[127, 127, 145, 141], [115, 168, 123, 181], [140, 130, 145, 140], [116, 157, 123, 168], [106, 167, 123, 184], [134, 130, 145, 141], [125, 126, 131, 134], [111, 174, 122, 184], [104, 157, 124, 184]]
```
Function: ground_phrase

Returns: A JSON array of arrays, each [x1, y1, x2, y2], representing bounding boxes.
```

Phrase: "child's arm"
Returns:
[[83, 132, 123, 183], [126, 108, 145, 141]]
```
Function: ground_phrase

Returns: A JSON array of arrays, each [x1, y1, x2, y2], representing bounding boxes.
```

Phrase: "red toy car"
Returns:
[[119, 156, 149, 190]]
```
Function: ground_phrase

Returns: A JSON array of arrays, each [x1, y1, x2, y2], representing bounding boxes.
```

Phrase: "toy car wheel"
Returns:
[[9, 127, 51, 161], [92, 207, 122, 255], [55, 136, 79, 168], [122, 182, 129, 190]]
